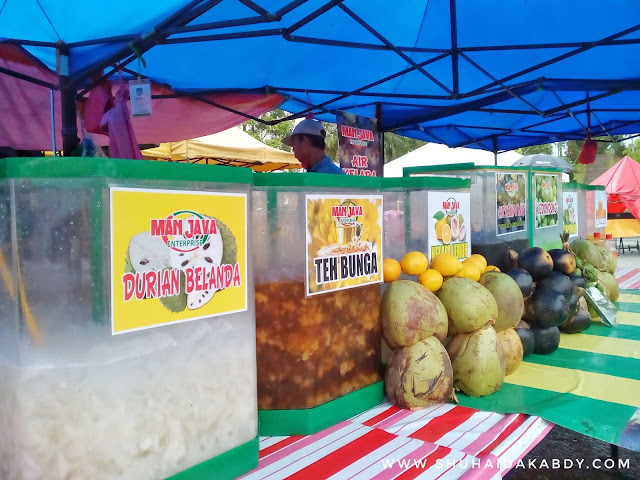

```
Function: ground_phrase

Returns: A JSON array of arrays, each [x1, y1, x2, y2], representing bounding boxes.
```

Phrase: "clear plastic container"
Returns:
[[531, 168, 564, 251], [605, 234, 618, 257], [587, 185, 607, 238], [0, 157, 257, 480], [562, 183, 584, 239], [404, 163, 530, 270], [252, 173, 382, 411]]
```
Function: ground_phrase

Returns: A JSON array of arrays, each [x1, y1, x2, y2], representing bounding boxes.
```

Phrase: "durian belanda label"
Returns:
[[534, 174, 559, 229], [563, 191, 579, 237], [110, 187, 247, 334], [305, 194, 383, 296], [428, 191, 471, 261]]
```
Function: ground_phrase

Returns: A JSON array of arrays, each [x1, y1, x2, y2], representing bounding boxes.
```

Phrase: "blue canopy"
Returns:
[[2, 0, 640, 152]]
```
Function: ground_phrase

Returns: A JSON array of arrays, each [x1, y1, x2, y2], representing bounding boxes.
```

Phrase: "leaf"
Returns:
[[433, 211, 445, 220]]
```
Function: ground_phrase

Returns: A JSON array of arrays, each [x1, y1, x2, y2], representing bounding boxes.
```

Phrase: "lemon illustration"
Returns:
[[441, 224, 452, 244], [435, 217, 447, 240]]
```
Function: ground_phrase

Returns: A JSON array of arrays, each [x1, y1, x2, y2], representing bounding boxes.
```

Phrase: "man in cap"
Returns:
[[282, 119, 345, 174]]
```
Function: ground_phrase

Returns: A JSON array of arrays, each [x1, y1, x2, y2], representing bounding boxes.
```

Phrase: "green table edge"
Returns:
[[167, 436, 258, 480], [258, 381, 384, 436], [0, 157, 253, 184], [253, 171, 381, 188], [563, 182, 605, 191], [380, 176, 470, 190]]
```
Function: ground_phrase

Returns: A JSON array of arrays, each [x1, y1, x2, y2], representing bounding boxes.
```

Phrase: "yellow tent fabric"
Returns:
[[142, 127, 300, 172]]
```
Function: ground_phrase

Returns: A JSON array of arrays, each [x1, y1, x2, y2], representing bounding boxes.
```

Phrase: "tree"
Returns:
[[383, 133, 427, 163], [623, 138, 640, 162], [516, 143, 553, 156], [242, 110, 295, 152]]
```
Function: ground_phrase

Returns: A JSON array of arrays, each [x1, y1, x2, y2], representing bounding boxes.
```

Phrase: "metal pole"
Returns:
[[57, 44, 79, 156], [50, 90, 57, 156], [493, 138, 498, 166]]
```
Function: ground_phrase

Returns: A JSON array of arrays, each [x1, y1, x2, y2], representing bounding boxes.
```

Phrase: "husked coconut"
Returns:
[[385, 336, 455, 409], [436, 278, 498, 334], [478, 272, 525, 332], [497, 328, 523, 375], [446, 326, 506, 397], [380, 280, 448, 348]]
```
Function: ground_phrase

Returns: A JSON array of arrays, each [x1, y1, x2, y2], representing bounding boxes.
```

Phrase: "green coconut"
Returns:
[[436, 277, 499, 334], [597, 271, 619, 302], [446, 325, 506, 397], [570, 239, 605, 270], [497, 328, 523, 376], [385, 336, 455, 409], [381, 280, 448, 348], [478, 272, 525, 332]]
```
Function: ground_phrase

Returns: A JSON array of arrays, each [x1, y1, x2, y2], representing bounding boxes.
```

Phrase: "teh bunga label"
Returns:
[[305, 194, 383, 296], [110, 187, 247, 335]]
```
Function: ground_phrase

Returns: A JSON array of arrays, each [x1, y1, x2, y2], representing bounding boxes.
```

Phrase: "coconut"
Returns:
[[446, 326, 506, 397], [597, 271, 619, 302], [436, 277, 499, 334], [380, 280, 448, 348], [497, 328, 523, 375], [570, 239, 605, 270], [385, 337, 455, 409], [478, 272, 525, 331]]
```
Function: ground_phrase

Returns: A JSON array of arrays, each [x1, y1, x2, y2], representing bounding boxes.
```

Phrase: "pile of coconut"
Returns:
[[381, 271, 526, 408]]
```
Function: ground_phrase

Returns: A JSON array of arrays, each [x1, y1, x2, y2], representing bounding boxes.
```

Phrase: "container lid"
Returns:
[[563, 181, 603, 191], [404, 162, 539, 176], [381, 176, 470, 190], [253, 171, 381, 189], [606, 234, 613, 239], [0, 157, 254, 184], [594, 232, 602, 238]]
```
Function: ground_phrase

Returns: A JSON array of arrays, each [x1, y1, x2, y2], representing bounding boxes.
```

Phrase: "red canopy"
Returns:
[[0, 45, 283, 152], [591, 156, 640, 220]]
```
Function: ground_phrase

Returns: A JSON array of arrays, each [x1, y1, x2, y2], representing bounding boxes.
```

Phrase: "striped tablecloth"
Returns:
[[616, 268, 640, 289], [242, 404, 551, 480]]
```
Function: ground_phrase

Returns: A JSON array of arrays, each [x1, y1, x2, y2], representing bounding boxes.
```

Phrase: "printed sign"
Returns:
[[428, 191, 471, 260], [110, 187, 247, 334], [337, 111, 382, 177], [563, 191, 579, 238], [129, 78, 152, 117], [595, 189, 608, 228], [306, 195, 383, 296], [534, 174, 559, 229], [496, 172, 527, 236]]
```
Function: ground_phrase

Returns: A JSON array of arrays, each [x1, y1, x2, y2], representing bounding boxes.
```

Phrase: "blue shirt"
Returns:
[[309, 156, 345, 175]]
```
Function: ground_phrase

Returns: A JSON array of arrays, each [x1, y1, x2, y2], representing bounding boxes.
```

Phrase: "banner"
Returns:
[[563, 191, 579, 237], [337, 111, 382, 177], [496, 172, 527, 236], [595, 189, 608, 228], [110, 187, 247, 334], [534, 174, 559, 229], [428, 192, 471, 260], [306, 195, 383, 296]]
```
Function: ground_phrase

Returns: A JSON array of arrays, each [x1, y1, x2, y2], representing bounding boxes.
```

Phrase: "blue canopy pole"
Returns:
[[50, 90, 57, 157], [57, 43, 79, 156], [493, 138, 498, 166]]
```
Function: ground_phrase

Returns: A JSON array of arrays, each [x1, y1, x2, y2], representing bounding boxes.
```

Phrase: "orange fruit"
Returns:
[[383, 258, 402, 283], [418, 269, 444, 292], [456, 263, 482, 282], [485, 265, 500, 272], [400, 251, 428, 276], [430, 253, 463, 277]]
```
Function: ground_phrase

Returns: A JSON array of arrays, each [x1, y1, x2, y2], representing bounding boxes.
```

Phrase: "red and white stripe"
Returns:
[[243, 402, 552, 480], [616, 267, 640, 289]]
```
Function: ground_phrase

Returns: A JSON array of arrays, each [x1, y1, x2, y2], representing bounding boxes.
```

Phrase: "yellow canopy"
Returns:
[[142, 127, 300, 172]]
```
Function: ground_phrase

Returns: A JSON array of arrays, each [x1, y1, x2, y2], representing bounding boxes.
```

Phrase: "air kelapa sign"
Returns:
[[563, 191, 579, 237], [337, 111, 382, 177], [306, 195, 383, 296], [110, 187, 247, 334], [496, 172, 527, 235], [534, 174, 559, 229], [428, 191, 471, 260]]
